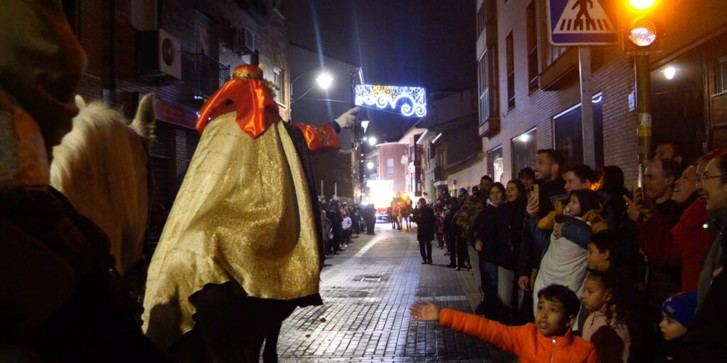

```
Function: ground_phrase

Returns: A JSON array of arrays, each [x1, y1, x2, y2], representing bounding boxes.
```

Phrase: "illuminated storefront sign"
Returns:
[[354, 84, 427, 117]]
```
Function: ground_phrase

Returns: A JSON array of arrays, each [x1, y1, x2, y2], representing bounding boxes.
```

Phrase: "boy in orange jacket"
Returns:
[[411, 284, 599, 363]]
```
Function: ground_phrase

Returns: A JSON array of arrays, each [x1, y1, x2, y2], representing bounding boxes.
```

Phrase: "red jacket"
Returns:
[[639, 198, 714, 291], [439, 308, 599, 363]]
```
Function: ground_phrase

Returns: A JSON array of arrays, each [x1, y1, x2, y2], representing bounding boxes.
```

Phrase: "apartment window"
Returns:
[[716, 57, 727, 94], [273, 68, 285, 106], [553, 94, 605, 167], [386, 158, 394, 177], [526, 2, 538, 92], [476, 3, 486, 35], [479, 46, 499, 124], [506, 32, 515, 110], [511, 129, 537, 179], [487, 146, 504, 183], [478, 54, 490, 123]]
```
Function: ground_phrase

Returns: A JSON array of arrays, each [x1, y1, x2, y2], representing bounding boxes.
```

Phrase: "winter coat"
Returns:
[[455, 194, 487, 241], [413, 204, 435, 241], [533, 233, 588, 313], [640, 198, 713, 291], [682, 256, 727, 361], [472, 202, 501, 263], [439, 308, 598, 363], [582, 308, 630, 363], [635, 199, 684, 306], [494, 199, 526, 270], [0, 188, 164, 361], [516, 180, 566, 277]]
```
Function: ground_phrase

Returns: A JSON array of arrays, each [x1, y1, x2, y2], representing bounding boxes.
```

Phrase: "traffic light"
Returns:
[[622, 0, 662, 55]]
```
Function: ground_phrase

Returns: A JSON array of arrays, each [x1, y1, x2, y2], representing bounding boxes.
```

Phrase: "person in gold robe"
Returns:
[[142, 63, 359, 362]]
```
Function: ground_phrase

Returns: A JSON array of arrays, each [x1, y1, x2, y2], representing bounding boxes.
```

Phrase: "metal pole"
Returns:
[[635, 54, 652, 185], [578, 47, 596, 167]]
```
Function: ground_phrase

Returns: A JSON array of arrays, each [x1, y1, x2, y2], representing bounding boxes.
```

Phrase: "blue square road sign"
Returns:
[[548, 0, 618, 46]]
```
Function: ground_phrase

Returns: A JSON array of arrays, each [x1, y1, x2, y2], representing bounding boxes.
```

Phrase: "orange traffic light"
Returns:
[[622, 0, 662, 55], [628, 0, 656, 11]]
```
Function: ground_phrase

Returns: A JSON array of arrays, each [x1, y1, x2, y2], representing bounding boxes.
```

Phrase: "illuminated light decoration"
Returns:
[[368, 136, 377, 146], [431, 132, 442, 144], [416, 130, 428, 144], [366, 161, 375, 170], [355, 84, 427, 118]]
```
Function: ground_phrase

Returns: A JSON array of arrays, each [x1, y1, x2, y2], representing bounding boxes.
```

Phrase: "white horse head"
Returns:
[[51, 94, 156, 275]]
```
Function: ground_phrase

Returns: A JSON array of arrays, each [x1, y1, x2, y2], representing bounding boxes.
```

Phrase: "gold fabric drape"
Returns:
[[142, 113, 320, 350]]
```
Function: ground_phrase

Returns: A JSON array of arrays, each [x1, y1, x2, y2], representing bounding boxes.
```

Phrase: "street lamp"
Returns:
[[366, 161, 374, 170], [367, 136, 377, 146], [291, 69, 335, 104], [315, 72, 334, 90]]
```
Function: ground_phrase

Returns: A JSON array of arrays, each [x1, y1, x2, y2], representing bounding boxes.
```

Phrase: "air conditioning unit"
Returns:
[[232, 27, 255, 54], [138, 29, 182, 80]]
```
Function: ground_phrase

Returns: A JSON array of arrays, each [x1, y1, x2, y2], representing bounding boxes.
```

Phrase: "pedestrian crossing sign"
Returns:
[[548, 0, 618, 46]]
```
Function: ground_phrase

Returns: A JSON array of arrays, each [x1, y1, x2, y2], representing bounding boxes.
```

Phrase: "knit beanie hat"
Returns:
[[570, 189, 600, 215], [661, 291, 698, 328]]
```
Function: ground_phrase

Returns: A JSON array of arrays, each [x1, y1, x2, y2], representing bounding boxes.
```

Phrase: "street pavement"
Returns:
[[277, 224, 514, 362]]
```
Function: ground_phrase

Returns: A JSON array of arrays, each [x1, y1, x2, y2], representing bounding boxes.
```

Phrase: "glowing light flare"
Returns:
[[366, 161, 375, 170], [516, 133, 532, 143], [628, 17, 657, 47], [368, 136, 378, 146], [628, 0, 656, 11], [663, 66, 677, 80], [355, 84, 427, 118], [315, 72, 334, 90]]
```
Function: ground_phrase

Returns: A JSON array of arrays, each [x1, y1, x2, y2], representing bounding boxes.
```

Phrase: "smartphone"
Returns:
[[529, 184, 540, 204]]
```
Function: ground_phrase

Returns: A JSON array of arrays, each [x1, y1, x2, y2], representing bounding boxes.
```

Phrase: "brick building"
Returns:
[[477, 0, 727, 185], [418, 89, 483, 198], [62, 0, 289, 207]]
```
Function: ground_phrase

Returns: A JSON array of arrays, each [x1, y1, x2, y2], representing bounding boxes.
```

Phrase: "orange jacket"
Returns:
[[439, 308, 599, 363]]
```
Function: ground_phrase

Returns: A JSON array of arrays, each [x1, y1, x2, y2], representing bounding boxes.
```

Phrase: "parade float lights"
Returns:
[[354, 84, 427, 118]]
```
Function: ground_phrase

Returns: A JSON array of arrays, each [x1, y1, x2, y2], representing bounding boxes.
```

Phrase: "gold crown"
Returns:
[[232, 65, 263, 80]]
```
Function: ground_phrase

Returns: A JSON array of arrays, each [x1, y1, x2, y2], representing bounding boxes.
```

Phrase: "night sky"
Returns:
[[288, 0, 476, 142]]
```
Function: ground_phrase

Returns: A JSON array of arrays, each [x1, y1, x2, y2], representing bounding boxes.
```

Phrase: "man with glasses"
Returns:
[[681, 149, 727, 361]]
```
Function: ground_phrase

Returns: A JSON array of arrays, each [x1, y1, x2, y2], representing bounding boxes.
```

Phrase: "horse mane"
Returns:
[[51, 95, 155, 274]]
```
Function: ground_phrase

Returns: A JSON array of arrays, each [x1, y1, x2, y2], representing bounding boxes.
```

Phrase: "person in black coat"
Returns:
[[497, 180, 527, 324], [413, 198, 436, 264]]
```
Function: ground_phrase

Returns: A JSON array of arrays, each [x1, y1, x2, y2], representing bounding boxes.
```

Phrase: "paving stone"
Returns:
[[278, 226, 515, 362]]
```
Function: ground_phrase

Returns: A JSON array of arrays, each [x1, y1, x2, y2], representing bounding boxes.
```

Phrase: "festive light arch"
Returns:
[[354, 84, 427, 117]]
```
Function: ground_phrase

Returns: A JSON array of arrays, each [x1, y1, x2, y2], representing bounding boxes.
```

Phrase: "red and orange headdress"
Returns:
[[195, 64, 279, 139]]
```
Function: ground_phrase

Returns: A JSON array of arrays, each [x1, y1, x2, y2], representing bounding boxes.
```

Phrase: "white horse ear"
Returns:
[[75, 95, 86, 109], [131, 93, 156, 139]]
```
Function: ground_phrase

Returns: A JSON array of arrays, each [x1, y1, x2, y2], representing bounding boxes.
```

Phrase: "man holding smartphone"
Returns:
[[516, 149, 567, 295]]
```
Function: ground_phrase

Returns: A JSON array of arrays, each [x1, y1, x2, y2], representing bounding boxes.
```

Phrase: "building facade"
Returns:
[[373, 143, 408, 196], [63, 0, 289, 208], [477, 0, 727, 185], [418, 89, 483, 199]]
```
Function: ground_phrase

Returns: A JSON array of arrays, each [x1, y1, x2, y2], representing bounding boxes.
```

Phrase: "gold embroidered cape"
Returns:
[[142, 113, 322, 349], [142, 65, 336, 349]]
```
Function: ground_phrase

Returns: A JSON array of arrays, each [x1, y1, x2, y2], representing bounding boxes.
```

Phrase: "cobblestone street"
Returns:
[[278, 225, 513, 362]]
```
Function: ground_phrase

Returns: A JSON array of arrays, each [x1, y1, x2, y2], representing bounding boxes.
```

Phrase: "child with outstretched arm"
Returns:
[[410, 284, 599, 363]]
